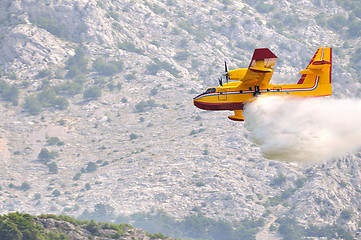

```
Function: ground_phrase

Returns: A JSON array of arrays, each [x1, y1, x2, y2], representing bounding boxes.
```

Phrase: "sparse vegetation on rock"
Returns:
[[0, 0, 361, 239]]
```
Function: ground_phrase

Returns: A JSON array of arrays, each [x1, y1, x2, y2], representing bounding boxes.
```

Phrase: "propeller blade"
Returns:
[[224, 61, 230, 84], [218, 77, 223, 86]]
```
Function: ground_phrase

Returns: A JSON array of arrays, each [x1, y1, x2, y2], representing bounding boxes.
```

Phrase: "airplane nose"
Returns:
[[193, 99, 211, 110]]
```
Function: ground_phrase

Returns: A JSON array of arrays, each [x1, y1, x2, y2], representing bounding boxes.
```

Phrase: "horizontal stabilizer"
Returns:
[[299, 69, 322, 75], [249, 48, 278, 69], [249, 67, 273, 73], [312, 60, 331, 65], [297, 47, 332, 84]]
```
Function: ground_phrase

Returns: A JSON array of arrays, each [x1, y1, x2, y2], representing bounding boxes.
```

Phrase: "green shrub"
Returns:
[[236, 40, 256, 51], [150, 88, 158, 96], [340, 180, 347, 188], [0, 213, 44, 239], [9, 182, 31, 191], [271, 173, 287, 186], [135, 100, 157, 112], [174, 51, 191, 61], [93, 58, 124, 76], [37, 88, 57, 106], [129, 210, 264, 240], [32, 17, 69, 40], [38, 148, 58, 164], [283, 14, 300, 28], [189, 130, 197, 135], [86, 220, 100, 234], [268, 195, 283, 206], [35, 69, 52, 79], [146, 59, 181, 78], [277, 217, 356, 240], [79, 204, 116, 223], [294, 177, 307, 188], [34, 193, 41, 200], [340, 209, 353, 220], [47, 162, 58, 174], [130, 133, 139, 140], [107, 11, 119, 20], [327, 15, 347, 32], [65, 65, 82, 79], [52, 189, 61, 197], [146, 232, 168, 239], [65, 47, 88, 78], [47, 137, 60, 145], [277, 217, 304, 240], [55, 96, 69, 110], [118, 41, 145, 55], [112, 22, 123, 31], [147, 3, 166, 14], [73, 173, 81, 180], [195, 182, 205, 187], [0, 81, 19, 105], [352, 7, 361, 18], [315, 13, 327, 27], [54, 81, 83, 96], [86, 162, 98, 172], [255, 3, 274, 13], [19, 182, 31, 191], [125, 73, 135, 81], [101, 161, 109, 167], [178, 21, 207, 42], [23, 87, 69, 114], [191, 59, 201, 69], [83, 86, 102, 99], [347, 19, 361, 37], [171, 27, 181, 35], [23, 96, 41, 115]]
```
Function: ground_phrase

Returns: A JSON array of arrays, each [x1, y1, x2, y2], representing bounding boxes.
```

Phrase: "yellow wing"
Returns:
[[228, 48, 278, 87]]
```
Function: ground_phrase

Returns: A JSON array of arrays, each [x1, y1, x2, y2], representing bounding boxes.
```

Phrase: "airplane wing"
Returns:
[[240, 48, 278, 86]]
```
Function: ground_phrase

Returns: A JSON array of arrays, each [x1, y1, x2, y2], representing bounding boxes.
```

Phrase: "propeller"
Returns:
[[218, 77, 223, 87], [223, 61, 229, 85]]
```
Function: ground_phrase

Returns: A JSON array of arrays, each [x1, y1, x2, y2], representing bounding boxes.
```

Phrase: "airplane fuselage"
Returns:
[[193, 77, 331, 111], [193, 47, 332, 121]]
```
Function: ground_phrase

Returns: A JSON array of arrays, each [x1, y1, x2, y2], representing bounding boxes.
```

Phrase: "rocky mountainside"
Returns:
[[0, 0, 361, 239]]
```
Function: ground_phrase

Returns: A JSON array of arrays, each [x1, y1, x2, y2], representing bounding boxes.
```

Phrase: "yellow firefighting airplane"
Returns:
[[193, 47, 332, 121]]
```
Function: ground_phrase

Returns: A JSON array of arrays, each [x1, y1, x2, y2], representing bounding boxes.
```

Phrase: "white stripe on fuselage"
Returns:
[[194, 78, 319, 100]]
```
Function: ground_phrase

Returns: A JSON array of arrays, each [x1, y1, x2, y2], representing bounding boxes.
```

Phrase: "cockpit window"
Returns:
[[205, 88, 216, 93]]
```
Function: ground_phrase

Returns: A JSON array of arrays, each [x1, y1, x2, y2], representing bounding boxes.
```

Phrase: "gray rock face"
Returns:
[[0, 0, 361, 239]]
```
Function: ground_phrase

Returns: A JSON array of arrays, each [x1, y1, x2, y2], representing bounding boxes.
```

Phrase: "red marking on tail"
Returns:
[[297, 48, 320, 84], [251, 48, 277, 60]]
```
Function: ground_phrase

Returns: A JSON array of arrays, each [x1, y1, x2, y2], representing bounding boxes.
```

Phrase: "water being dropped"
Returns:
[[244, 96, 361, 163]]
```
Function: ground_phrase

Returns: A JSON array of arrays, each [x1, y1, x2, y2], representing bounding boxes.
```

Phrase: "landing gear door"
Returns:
[[218, 90, 227, 101]]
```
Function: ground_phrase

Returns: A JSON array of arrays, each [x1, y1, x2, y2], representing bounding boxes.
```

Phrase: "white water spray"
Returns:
[[244, 96, 361, 163]]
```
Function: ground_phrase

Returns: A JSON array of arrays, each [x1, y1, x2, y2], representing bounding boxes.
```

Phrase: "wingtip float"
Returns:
[[193, 47, 333, 121]]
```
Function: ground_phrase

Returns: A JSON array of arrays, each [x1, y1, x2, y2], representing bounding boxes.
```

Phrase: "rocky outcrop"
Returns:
[[0, 0, 360, 239]]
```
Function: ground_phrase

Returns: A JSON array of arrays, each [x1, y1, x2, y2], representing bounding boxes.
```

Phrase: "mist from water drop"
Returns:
[[244, 96, 361, 163]]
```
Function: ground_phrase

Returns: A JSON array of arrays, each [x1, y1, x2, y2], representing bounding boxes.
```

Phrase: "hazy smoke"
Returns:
[[244, 96, 361, 163]]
